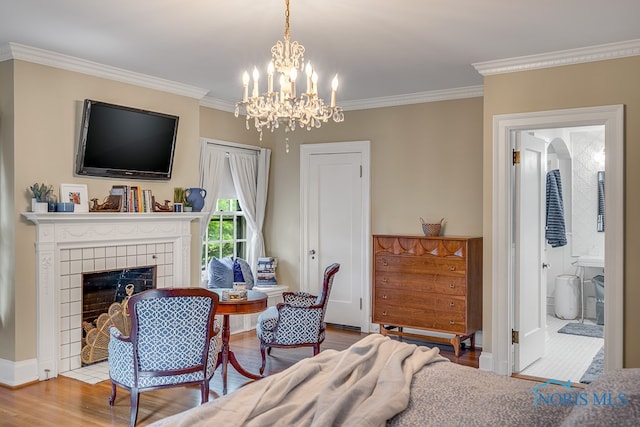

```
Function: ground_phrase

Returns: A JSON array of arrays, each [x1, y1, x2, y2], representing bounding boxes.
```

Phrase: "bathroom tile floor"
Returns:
[[519, 314, 603, 382]]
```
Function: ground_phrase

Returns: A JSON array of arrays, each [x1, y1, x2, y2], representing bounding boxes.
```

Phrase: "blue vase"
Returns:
[[185, 188, 207, 212]]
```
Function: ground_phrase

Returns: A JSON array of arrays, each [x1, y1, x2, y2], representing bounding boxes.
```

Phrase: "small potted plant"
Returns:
[[29, 183, 54, 213], [173, 187, 185, 212]]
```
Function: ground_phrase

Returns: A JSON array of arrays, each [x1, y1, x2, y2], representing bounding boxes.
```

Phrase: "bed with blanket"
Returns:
[[152, 334, 640, 427]]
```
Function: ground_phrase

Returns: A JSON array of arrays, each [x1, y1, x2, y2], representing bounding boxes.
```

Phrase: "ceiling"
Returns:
[[2, 0, 640, 109]]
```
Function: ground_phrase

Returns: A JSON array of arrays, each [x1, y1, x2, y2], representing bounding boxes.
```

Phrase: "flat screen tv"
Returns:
[[75, 99, 179, 180]]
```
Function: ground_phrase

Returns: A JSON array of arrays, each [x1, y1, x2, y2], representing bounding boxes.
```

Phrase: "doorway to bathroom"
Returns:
[[515, 125, 605, 383], [488, 105, 624, 382]]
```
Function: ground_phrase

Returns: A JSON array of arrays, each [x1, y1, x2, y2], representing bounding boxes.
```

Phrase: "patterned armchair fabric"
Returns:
[[108, 288, 221, 427], [256, 263, 340, 375]]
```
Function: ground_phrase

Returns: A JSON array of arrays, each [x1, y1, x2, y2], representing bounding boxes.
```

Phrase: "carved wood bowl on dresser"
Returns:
[[372, 235, 482, 357]]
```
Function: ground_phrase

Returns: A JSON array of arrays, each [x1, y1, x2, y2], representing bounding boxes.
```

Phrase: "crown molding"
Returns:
[[200, 95, 236, 113], [200, 85, 484, 114], [473, 39, 640, 76], [2, 42, 209, 99], [340, 86, 484, 111]]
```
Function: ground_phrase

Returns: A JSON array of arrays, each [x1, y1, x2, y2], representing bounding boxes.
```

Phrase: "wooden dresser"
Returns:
[[372, 235, 482, 356]]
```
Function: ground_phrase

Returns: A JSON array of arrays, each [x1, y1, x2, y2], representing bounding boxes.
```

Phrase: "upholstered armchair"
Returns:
[[256, 263, 340, 374], [108, 288, 221, 427]]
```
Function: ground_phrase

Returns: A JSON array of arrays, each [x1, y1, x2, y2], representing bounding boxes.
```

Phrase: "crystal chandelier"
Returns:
[[234, 0, 344, 140]]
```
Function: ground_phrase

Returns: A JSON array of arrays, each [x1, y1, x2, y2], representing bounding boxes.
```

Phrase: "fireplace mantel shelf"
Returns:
[[22, 211, 207, 224]]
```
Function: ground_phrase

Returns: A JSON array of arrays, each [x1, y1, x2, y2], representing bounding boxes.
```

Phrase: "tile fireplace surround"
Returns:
[[21, 212, 203, 383]]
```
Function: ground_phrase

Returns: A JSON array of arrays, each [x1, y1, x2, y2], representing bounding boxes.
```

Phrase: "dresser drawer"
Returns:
[[375, 255, 466, 277], [374, 273, 467, 295], [375, 288, 467, 312], [373, 306, 467, 334]]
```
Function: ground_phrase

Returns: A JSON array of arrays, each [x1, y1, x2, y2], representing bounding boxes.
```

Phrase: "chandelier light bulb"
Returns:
[[312, 71, 318, 95], [331, 75, 338, 107], [267, 61, 275, 93], [252, 67, 260, 98], [242, 71, 250, 102]]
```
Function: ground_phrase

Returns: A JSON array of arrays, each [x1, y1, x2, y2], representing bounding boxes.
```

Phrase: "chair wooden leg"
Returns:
[[109, 381, 117, 406], [129, 388, 139, 427], [259, 342, 267, 375], [313, 344, 321, 356], [201, 380, 210, 403]]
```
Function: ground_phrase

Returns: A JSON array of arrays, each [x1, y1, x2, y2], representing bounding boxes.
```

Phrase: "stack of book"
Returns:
[[110, 185, 155, 213], [256, 257, 278, 286]]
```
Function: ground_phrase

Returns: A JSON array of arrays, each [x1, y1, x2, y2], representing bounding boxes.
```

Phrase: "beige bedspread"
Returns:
[[152, 334, 447, 427]]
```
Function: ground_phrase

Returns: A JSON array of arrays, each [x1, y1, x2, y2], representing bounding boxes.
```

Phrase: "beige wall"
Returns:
[[6, 60, 202, 362], [202, 99, 484, 293], [482, 56, 640, 367]]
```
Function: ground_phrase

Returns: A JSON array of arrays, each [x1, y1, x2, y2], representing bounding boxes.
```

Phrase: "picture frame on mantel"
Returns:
[[60, 183, 89, 213]]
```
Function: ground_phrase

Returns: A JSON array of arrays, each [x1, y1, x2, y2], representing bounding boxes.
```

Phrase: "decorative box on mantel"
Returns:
[[22, 211, 207, 381]]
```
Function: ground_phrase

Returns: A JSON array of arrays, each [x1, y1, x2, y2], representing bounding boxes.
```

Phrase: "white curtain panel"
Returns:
[[199, 143, 227, 240], [255, 148, 271, 264], [228, 151, 259, 272]]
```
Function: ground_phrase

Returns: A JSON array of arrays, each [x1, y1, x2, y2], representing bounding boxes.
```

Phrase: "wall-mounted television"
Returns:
[[75, 99, 179, 180]]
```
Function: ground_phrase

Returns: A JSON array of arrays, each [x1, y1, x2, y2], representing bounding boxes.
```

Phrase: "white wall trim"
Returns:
[[2, 42, 209, 99], [478, 352, 494, 372], [474, 39, 640, 76], [0, 358, 38, 387], [491, 105, 624, 376]]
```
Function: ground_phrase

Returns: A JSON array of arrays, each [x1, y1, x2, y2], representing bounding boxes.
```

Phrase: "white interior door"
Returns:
[[513, 132, 547, 372], [301, 142, 370, 330]]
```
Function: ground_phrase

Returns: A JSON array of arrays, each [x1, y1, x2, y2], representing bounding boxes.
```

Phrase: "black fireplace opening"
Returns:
[[82, 266, 156, 327]]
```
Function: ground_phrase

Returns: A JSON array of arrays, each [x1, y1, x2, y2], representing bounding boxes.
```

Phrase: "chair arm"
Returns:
[[206, 318, 222, 379], [109, 326, 131, 343], [108, 326, 134, 386]]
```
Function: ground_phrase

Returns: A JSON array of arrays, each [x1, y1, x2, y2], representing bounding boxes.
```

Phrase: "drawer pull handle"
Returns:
[[382, 311, 388, 316], [449, 283, 455, 289], [449, 266, 456, 271], [382, 294, 388, 299], [382, 277, 388, 283], [449, 320, 455, 325], [382, 260, 388, 266], [450, 301, 455, 307]]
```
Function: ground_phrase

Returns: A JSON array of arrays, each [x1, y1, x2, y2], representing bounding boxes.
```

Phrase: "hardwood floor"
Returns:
[[0, 327, 479, 426]]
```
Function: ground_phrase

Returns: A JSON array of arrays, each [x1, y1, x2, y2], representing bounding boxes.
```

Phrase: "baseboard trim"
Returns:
[[0, 357, 39, 387], [479, 351, 493, 371]]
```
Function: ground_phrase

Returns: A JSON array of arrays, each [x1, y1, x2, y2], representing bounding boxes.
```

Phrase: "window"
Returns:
[[201, 199, 246, 268]]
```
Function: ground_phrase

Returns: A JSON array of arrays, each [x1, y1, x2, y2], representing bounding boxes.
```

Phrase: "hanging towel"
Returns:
[[545, 169, 567, 248], [597, 171, 605, 232]]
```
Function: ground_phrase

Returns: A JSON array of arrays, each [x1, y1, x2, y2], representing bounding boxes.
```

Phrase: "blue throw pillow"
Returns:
[[233, 259, 245, 283], [208, 256, 234, 288], [235, 258, 254, 289]]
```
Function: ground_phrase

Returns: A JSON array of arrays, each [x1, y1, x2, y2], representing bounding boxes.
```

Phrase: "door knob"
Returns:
[[309, 249, 316, 259], [542, 263, 550, 269]]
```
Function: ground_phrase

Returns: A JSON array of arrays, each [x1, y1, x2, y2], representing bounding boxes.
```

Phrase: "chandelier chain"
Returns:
[[284, 0, 290, 40]]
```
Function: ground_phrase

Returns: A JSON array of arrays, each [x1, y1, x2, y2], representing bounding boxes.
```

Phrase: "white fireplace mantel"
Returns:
[[22, 211, 205, 382]]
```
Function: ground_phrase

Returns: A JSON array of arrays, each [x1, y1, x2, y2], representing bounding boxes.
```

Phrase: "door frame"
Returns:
[[487, 105, 623, 375], [300, 140, 371, 332]]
